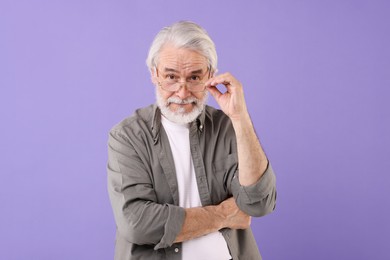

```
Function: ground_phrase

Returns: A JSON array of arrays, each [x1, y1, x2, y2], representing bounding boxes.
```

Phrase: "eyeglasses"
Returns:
[[155, 67, 211, 92]]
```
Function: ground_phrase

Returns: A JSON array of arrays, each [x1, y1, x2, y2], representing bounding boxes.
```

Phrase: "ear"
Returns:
[[150, 68, 158, 86]]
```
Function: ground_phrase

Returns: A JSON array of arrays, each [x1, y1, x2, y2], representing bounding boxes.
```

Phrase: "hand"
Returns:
[[204, 73, 249, 121], [218, 197, 251, 230]]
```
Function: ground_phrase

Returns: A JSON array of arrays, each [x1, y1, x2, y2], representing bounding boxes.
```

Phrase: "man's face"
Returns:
[[152, 45, 209, 124]]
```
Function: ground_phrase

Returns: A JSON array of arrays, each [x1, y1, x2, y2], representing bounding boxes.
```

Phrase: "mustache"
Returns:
[[166, 96, 198, 105]]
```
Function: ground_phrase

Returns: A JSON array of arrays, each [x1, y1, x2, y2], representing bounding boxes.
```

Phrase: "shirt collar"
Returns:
[[151, 104, 206, 143]]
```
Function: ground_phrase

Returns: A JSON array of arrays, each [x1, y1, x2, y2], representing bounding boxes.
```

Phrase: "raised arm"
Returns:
[[205, 73, 276, 216], [205, 73, 268, 185]]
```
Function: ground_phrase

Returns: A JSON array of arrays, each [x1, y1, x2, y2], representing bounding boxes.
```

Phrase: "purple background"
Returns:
[[1, 0, 389, 259]]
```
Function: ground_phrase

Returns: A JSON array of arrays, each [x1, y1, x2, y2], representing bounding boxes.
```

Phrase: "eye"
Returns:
[[189, 75, 201, 82], [165, 74, 178, 81]]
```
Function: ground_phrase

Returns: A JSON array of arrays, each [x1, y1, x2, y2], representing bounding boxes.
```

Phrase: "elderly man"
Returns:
[[107, 21, 276, 260]]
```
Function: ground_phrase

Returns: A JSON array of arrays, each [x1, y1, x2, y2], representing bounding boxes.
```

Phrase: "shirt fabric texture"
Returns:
[[161, 115, 231, 259], [107, 104, 277, 260]]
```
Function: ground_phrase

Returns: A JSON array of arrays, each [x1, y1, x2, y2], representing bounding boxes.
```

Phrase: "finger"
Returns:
[[206, 85, 223, 99], [207, 77, 234, 87], [205, 74, 237, 91]]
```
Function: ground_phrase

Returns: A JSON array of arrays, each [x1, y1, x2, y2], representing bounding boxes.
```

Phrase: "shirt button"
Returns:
[[174, 248, 179, 253]]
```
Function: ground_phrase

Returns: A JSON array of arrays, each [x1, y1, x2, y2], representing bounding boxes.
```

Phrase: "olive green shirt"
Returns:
[[107, 104, 277, 260]]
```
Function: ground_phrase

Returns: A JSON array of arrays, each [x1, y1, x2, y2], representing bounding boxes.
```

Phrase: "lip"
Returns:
[[168, 102, 195, 112], [169, 103, 194, 107], [168, 101, 196, 105]]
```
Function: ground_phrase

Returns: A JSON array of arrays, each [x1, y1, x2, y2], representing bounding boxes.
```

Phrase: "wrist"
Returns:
[[207, 204, 227, 230], [231, 113, 253, 134]]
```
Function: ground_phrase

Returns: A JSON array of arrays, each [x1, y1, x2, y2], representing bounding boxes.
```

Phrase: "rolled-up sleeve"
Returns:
[[231, 163, 277, 217], [107, 129, 185, 250]]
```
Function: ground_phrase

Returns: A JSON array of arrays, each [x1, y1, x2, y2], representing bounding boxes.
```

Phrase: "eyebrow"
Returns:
[[163, 67, 204, 74]]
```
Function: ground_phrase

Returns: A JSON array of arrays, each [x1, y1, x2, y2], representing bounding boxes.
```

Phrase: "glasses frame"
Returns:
[[155, 66, 211, 92]]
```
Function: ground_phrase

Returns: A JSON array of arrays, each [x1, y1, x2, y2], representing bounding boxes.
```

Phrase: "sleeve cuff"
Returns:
[[154, 204, 185, 250], [232, 162, 276, 205]]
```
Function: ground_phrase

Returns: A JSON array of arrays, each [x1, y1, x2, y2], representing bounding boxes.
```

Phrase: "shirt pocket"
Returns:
[[211, 153, 238, 203]]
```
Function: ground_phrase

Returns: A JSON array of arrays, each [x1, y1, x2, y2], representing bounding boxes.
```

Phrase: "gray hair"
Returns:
[[146, 21, 217, 72]]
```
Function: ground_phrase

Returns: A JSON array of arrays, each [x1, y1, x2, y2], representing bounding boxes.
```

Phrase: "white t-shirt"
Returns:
[[161, 116, 231, 260]]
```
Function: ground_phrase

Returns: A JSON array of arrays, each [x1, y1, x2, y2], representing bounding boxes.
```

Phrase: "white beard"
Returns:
[[156, 89, 208, 124]]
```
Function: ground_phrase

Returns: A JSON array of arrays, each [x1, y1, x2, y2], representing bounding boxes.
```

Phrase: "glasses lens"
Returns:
[[160, 81, 205, 92], [188, 82, 205, 92], [161, 82, 179, 91], [157, 67, 208, 92]]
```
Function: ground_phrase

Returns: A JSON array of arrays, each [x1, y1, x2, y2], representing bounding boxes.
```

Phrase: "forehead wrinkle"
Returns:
[[160, 59, 206, 72], [158, 46, 208, 74]]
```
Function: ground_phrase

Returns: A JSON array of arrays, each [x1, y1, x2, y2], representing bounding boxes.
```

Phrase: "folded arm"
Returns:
[[174, 197, 250, 243], [107, 129, 250, 250]]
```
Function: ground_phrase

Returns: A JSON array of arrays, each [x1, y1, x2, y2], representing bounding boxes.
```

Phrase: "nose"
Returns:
[[175, 82, 192, 99]]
